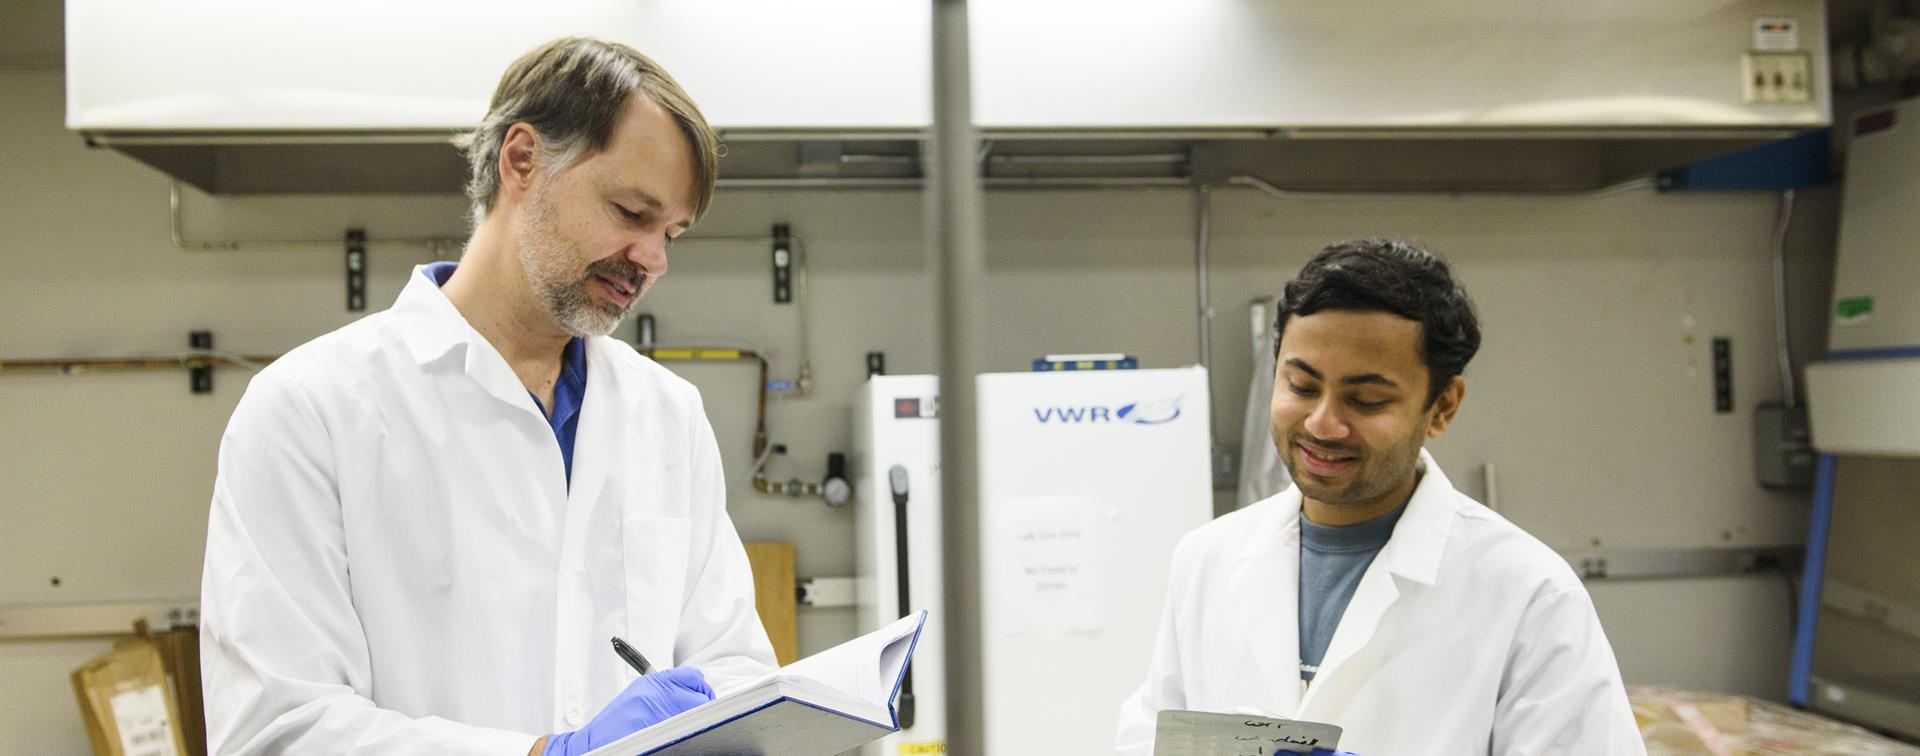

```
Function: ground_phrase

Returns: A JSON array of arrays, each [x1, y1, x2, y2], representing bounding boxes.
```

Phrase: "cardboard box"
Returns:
[[71, 621, 194, 756]]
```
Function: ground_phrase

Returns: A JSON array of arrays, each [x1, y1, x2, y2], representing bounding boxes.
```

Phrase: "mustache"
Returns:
[[1290, 433, 1360, 456], [583, 258, 645, 292]]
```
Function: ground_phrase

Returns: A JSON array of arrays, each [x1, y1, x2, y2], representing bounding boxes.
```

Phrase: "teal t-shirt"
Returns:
[[1298, 502, 1407, 682]]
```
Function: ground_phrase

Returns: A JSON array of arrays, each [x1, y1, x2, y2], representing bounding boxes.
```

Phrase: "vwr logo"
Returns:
[[1031, 397, 1183, 425]]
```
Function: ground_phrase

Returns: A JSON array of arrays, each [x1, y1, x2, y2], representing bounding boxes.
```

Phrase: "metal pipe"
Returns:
[[105, 125, 1791, 149], [170, 181, 462, 253], [0, 352, 278, 373], [1194, 185, 1222, 498], [1194, 185, 1214, 371], [641, 346, 826, 500], [1280, 126, 1800, 141], [715, 129, 924, 142], [655, 233, 817, 396], [1770, 189, 1798, 408], [1481, 463, 1499, 513], [670, 235, 779, 245], [171, 178, 1188, 255], [793, 236, 816, 396], [932, 1, 987, 752], [173, 184, 808, 404], [639, 347, 769, 462], [1228, 174, 1657, 201], [95, 132, 459, 147], [661, 126, 1278, 142], [980, 128, 1275, 141], [718, 178, 924, 191], [986, 176, 1188, 188], [714, 176, 1190, 191], [836, 154, 918, 165], [987, 153, 1188, 166]]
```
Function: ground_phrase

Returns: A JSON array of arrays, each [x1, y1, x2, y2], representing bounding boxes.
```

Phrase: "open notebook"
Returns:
[[586, 611, 927, 756]]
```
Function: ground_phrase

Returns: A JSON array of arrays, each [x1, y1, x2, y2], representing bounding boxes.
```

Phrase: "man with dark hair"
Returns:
[[200, 38, 776, 755], [1117, 239, 1643, 754]]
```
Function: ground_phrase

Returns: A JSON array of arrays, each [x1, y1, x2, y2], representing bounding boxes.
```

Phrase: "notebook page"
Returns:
[[780, 611, 924, 705]]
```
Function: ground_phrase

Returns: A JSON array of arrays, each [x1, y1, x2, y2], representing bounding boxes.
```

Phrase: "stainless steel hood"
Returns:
[[69, 0, 1831, 194]]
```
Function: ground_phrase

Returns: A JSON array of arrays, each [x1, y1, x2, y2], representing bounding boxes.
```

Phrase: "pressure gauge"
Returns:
[[821, 452, 851, 507], [823, 476, 851, 507]]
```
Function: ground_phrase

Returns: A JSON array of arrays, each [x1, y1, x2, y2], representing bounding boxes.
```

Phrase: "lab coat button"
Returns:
[[564, 705, 584, 726]]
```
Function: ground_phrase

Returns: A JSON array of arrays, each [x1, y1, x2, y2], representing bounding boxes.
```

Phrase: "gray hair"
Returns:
[[453, 37, 720, 227]]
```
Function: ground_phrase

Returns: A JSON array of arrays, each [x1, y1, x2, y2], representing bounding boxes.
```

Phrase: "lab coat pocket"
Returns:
[[622, 516, 692, 666]]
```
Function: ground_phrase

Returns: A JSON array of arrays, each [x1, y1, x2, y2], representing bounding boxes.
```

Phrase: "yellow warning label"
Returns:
[[899, 742, 948, 755]]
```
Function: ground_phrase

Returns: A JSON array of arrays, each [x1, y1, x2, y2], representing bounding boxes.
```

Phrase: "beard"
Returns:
[[515, 187, 645, 338], [1282, 417, 1427, 509]]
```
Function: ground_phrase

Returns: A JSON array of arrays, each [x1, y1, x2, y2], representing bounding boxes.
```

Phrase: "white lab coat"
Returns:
[[1116, 451, 1645, 755], [200, 267, 777, 755]]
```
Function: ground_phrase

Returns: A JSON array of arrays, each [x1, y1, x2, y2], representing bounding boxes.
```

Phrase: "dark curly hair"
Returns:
[[1273, 239, 1481, 407]]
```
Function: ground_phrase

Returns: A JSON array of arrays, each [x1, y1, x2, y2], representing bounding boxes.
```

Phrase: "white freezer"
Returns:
[[975, 366, 1213, 755], [852, 375, 946, 756]]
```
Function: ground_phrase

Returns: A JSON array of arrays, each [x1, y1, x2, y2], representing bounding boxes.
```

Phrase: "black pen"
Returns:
[[610, 636, 654, 676]]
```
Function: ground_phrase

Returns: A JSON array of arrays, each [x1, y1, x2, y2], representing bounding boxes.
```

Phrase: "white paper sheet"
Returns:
[[109, 684, 178, 756], [996, 494, 1103, 636]]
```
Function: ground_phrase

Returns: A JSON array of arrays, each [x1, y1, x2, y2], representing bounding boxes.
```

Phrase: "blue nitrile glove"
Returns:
[[542, 667, 714, 756], [1309, 751, 1359, 755]]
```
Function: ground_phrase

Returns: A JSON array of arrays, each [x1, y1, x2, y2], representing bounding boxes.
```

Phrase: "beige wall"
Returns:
[[2, 62, 1826, 752]]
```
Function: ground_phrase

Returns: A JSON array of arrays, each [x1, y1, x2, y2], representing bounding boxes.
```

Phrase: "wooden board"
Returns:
[[742, 542, 799, 666]]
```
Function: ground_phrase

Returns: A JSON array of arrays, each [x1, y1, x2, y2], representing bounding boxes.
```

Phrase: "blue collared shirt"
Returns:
[[422, 261, 586, 486]]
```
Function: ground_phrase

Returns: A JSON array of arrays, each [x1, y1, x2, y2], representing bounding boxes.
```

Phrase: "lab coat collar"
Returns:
[[389, 265, 631, 512], [1228, 485, 1306, 714], [561, 337, 622, 517], [1301, 448, 1460, 713], [391, 264, 475, 366], [1377, 448, 1456, 587], [1234, 447, 1456, 581], [387, 264, 545, 413], [1228, 448, 1462, 715]]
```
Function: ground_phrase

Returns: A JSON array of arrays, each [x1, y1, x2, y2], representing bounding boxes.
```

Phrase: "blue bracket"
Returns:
[[1658, 128, 1832, 192], [1031, 355, 1139, 371], [1788, 453, 1838, 707], [1827, 345, 1920, 361]]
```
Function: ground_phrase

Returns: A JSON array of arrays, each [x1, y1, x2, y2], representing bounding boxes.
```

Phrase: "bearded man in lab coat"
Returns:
[[199, 38, 778, 755], [1117, 239, 1645, 755]]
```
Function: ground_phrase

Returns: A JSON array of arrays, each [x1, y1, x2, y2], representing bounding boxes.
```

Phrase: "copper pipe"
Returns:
[[640, 347, 817, 498], [0, 355, 279, 372], [638, 347, 771, 463]]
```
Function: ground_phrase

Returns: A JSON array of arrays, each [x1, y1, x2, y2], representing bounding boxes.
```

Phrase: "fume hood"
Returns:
[[67, 0, 1832, 194]]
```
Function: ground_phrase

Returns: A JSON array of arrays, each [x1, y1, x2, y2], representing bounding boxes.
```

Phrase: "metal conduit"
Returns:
[[0, 352, 277, 373], [931, 0, 987, 752], [1228, 174, 1658, 201], [169, 181, 461, 253], [169, 178, 1192, 253], [986, 152, 1187, 166], [1770, 189, 1798, 407], [1193, 183, 1222, 494]]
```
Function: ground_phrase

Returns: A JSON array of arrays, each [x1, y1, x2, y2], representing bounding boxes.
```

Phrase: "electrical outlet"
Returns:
[[1744, 52, 1812, 104]]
